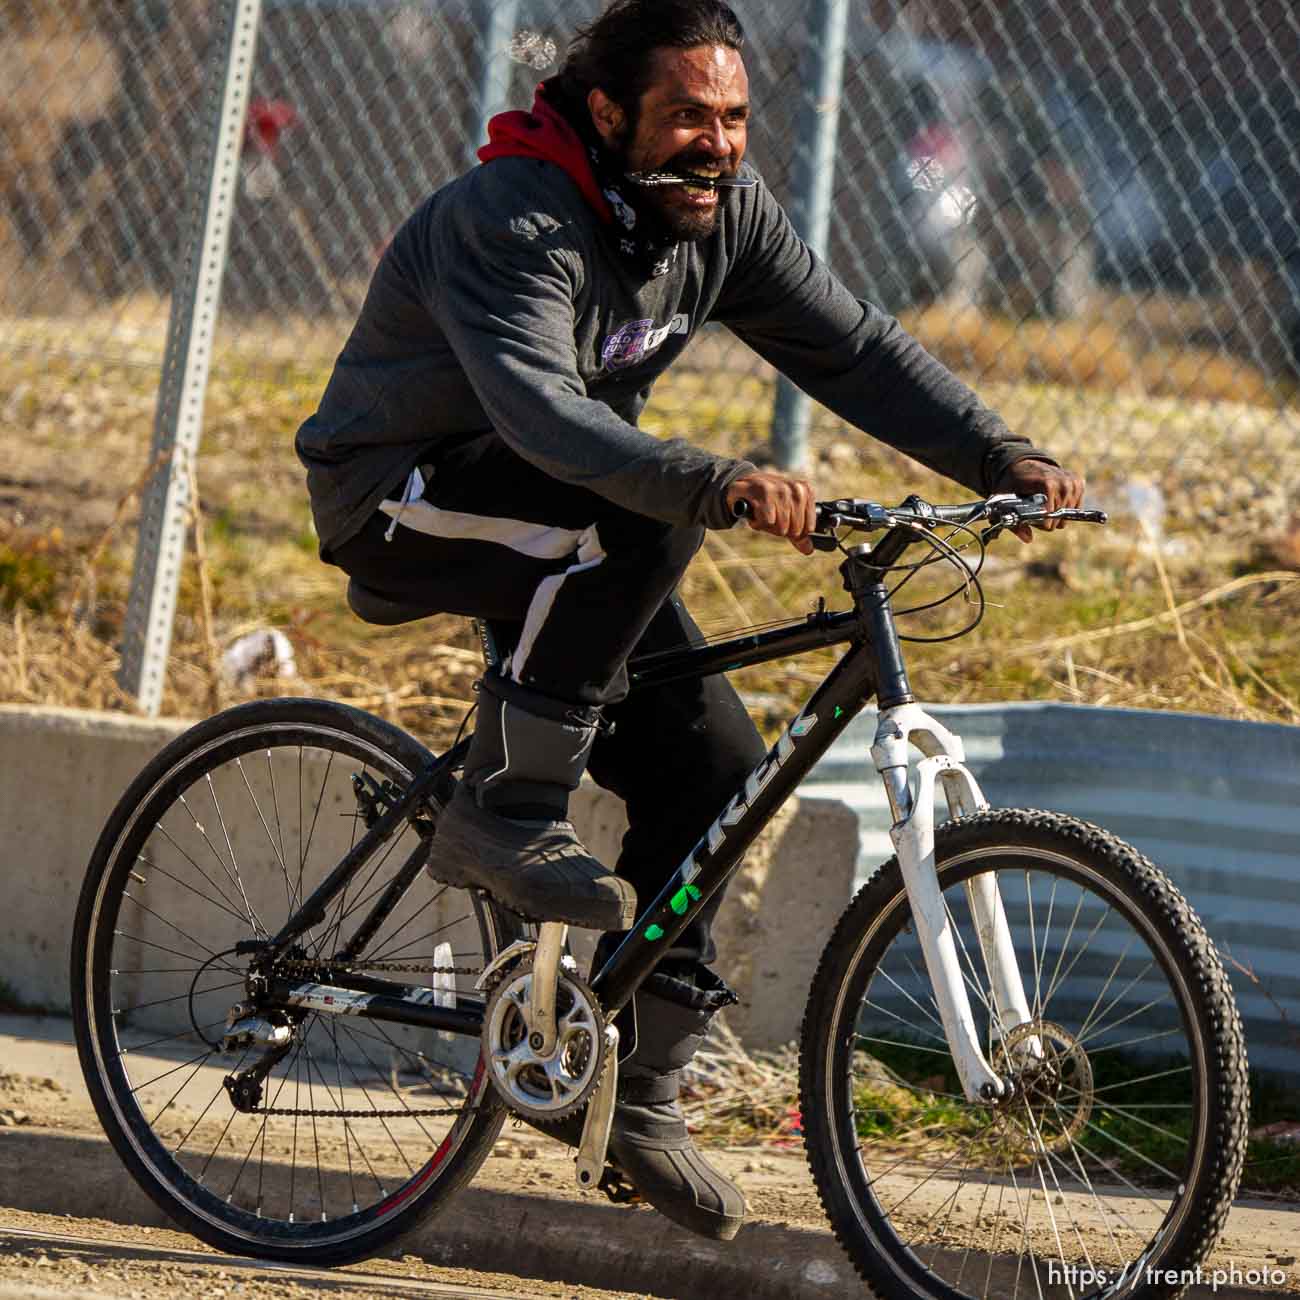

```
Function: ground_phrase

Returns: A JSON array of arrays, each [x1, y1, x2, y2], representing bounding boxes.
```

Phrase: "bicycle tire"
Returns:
[[800, 809, 1247, 1300], [71, 697, 522, 1266]]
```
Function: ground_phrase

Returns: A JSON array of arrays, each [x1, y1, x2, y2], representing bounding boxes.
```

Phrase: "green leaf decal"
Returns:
[[669, 883, 703, 915], [645, 924, 665, 941]]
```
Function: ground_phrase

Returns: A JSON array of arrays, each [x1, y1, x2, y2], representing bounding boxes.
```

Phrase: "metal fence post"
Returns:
[[117, 0, 264, 716], [469, 0, 522, 167], [770, 0, 850, 471]]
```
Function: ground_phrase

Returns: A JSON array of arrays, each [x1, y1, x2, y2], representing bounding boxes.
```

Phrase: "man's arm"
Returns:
[[434, 203, 753, 530], [713, 181, 1061, 494]]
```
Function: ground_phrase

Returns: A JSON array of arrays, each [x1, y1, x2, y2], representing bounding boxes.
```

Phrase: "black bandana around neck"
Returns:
[[545, 80, 681, 279]]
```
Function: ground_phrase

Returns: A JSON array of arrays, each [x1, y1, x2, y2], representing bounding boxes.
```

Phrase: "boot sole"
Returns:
[[607, 1142, 746, 1241]]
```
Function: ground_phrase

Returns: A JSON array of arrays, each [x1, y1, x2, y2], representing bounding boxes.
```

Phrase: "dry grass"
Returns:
[[681, 1017, 801, 1147], [1, 309, 1300, 749], [900, 299, 1289, 407]]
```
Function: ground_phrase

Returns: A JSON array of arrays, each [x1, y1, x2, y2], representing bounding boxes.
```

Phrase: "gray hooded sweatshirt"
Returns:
[[296, 156, 1051, 557]]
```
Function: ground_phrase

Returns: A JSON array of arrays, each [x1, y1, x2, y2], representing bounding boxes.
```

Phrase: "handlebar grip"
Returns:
[[732, 498, 753, 520]]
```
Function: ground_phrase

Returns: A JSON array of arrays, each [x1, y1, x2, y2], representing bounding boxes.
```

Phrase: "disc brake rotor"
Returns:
[[996, 1019, 1094, 1153]]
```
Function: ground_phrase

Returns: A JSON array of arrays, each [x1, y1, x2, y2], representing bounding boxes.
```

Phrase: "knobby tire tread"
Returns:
[[71, 697, 512, 1266], [798, 808, 1248, 1300]]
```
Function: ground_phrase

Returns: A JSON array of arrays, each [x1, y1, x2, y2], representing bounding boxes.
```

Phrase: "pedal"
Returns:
[[597, 1165, 642, 1205], [575, 1023, 620, 1190]]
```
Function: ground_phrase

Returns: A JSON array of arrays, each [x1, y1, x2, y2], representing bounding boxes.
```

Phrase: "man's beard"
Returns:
[[647, 188, 723, 242]]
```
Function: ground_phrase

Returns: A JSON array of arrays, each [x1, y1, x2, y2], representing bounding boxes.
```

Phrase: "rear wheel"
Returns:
[[72, 698, 520, 1265], [800, 810, 1247, 1299]]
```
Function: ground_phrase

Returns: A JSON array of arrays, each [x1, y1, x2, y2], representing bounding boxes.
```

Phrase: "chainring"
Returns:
[[482, 959, 607, 1122]]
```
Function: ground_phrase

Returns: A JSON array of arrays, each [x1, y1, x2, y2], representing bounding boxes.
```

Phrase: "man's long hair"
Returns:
[[555, 0, 746, 125]]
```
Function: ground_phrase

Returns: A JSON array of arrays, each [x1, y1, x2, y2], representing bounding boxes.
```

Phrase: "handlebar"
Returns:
[[733, 493, 1107, 552]]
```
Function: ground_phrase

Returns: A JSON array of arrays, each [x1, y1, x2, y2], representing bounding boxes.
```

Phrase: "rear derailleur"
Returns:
[[220, 1000, 294, 1113]]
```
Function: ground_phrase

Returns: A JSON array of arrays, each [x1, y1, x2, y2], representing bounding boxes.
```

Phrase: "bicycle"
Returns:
[[71, 491, 1248, 1298]]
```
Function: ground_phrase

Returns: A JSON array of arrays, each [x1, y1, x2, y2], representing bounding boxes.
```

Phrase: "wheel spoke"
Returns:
[[233, 756, 295, 917], [134, 855, 253, 929], [942, 893, 1012, 1040], [872, 969, 949, 1038], [317, 763, 371, 958], [1040, 902, 1112, 1019], [113, 932, 240, 976], [855, 1033, 952, 1057], [169, 794, 261, 932], [207, 771, 269, 936], [121, 978, 244, 1018], [826, 831, 1232, 1300], [117, 894, 230, 967], [171, 1043, 248, 1159], [129, 1046, 216, 1097], [119, 1020, 229, 1056], [84, 713, 504, 1253], [296, 749, 336, 908], [366, 904, 470, 965]]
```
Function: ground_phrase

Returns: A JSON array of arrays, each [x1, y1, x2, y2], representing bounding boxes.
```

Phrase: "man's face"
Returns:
[[592, 44, 750, 241]]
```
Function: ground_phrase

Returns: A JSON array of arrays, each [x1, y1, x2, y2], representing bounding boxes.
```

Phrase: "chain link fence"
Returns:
[[2, 1, 1298, 522]]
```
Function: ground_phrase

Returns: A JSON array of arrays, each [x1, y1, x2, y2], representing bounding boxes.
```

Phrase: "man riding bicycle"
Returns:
[[297, 0, 1084, 1242]]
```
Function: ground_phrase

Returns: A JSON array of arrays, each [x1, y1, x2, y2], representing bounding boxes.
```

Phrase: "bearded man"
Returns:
[[297, 0, 1082, 1240]]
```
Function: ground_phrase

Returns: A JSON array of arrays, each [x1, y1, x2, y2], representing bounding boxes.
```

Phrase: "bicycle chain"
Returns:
[[245, 957, 492, 1119], [274, 958, 484, 978]]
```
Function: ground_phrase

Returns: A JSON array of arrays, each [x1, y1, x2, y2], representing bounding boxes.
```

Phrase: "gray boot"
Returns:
[[429, 673, 637, 931], [538, 966, 747, 1241]]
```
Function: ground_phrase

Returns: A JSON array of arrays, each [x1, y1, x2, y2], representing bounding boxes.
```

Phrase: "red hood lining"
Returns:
[[477, 85, 613, 225]]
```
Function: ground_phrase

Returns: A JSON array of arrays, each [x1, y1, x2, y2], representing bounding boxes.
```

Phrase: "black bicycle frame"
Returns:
[[257, 542, 915, 1039]]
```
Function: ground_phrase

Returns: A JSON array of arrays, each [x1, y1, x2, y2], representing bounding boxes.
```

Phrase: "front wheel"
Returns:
[[800, 809, 1247, 1300], [71, 698, 521, 1266]]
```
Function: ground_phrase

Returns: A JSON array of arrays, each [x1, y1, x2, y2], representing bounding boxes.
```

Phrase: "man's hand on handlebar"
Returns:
[[994, 460, 1086, 541], [726, 471, 818, 554]]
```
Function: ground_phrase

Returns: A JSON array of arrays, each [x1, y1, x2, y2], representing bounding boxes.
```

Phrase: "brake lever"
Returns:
[[983, 507, 1109, 542]]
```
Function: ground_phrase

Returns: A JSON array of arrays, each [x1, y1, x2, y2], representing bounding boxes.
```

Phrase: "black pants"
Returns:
[[333, 434, 766, 967]]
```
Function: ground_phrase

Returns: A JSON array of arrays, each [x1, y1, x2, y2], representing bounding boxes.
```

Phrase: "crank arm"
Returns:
[[575, 1024, 621, 1191], [530, 922, 568, 1058]]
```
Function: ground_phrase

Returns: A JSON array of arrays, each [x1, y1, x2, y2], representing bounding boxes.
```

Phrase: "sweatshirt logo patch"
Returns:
[[602, 313, 689, 371]]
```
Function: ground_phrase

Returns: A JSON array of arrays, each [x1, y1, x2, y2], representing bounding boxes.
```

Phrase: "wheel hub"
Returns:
[[995, 1020, 1093, 1153]]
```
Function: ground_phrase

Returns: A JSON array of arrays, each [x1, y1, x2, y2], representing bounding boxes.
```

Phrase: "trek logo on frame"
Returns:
[[644, 712, 819, 940], [694, 712, 819, 868]]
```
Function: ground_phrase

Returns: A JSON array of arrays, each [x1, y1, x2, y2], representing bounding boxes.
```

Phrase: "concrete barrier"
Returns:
[[0, 706, 193, 1014], [0, 704, 859, 1049]]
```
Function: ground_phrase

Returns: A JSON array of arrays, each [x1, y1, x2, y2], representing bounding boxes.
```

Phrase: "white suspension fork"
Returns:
[[871, 705, 1039, 1103]]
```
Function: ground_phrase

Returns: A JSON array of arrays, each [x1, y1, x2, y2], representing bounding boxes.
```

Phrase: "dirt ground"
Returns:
[[0, 1208, 615, 1300], [0, 1061, 828, 1228], [2, 1057, 1299, 1299]]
